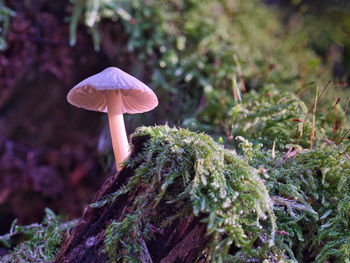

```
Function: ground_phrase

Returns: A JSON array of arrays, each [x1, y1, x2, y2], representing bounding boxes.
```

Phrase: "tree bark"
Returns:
[[54, 135, 210, 263]]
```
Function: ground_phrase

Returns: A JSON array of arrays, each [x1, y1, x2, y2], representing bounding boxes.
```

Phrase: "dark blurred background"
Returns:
[[0, 0, 162, 232], [0, 0, 349, 237]]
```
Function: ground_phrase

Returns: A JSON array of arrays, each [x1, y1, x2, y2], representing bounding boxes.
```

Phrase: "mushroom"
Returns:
[[67, 67, 158, 171]]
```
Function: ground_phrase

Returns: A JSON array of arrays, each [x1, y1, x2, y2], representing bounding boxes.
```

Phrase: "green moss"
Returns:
[[192, 85, 349, 152], [0, 208, 76, 263], [0, 0, 348, 261], [99, 125, 349, 262], [97, 125, 277, 262], [1, 126, 349, 262], [250, 140, 350, 262]]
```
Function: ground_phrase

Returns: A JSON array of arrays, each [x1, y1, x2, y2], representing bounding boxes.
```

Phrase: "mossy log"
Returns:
[[54, 126, 276, 262], [54, 134, 210, 263]]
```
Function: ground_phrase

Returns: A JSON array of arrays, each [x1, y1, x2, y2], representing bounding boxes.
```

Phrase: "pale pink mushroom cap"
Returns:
[[67, 67, 158, 114]]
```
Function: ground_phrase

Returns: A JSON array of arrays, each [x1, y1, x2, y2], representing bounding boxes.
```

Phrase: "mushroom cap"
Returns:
[[67, 67, 158, 114]]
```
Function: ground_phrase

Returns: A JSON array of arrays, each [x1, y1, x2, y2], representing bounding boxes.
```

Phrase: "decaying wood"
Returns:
[[54, 135, 210, 263]]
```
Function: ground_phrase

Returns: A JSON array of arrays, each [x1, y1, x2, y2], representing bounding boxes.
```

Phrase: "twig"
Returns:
[[321, 98, 340, 127], [233, 54, 246, 92], [336, 98, 349, 144], [296, 81, 331, 145], [310, 86, 318, 150], [338, 128, 350, 144]]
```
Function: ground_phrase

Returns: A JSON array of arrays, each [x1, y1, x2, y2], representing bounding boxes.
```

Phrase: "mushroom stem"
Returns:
[[106, 90, 129, 171]]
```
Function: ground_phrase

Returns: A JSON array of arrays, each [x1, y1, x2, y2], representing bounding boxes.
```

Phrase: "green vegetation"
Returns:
[[250, 136, 350, 262], [0, 208, 76, 263], [0, 0, 349, 262], [0, 0, 15, 50], [69, 0, 349, 122], [98, 124, 350, 262], [1, 122, 349, 262], [98, 126, 277, 262]]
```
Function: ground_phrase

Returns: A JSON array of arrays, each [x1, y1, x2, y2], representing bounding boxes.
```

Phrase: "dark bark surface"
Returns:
[[54, 135, 210, 263]]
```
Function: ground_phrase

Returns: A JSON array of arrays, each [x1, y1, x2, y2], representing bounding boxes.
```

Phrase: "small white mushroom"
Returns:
[[67, 67, 158, 171]]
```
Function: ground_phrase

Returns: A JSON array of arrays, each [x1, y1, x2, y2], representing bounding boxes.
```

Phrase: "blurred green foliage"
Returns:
[[278, 0, 350, 79], [68, 0, 349, 134], [0, 0, 15, 50]]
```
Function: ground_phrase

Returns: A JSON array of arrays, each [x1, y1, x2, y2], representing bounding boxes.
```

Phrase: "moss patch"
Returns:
[[1, 125, 349, 262], [96, 125, 277, 262], [0, 208, 76, 263], [97, 125, 349, 262], [251, 142, 350, 262]]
